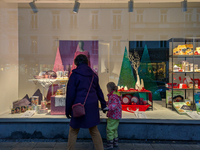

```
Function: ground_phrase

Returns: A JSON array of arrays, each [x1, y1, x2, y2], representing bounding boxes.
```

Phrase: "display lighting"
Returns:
[[29, 0, 38, 13], [181, 0, 187, 12], [128, 0, 134, 12], [73, 0, 80, 13]]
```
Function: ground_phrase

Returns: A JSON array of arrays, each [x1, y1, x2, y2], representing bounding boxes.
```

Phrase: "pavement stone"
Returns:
[[34, 142, 56, 148], [0, 142, 19, 148], [151, 144, 175, 150], [12, 148, 33, 150], [114, 143, 134, 150], [170, 144, 194, 150], [54, 142, 67, 148], [32, 148, 53, 150], [133, 143, 154, 150], [14, 142, 36, 148], [190, 144, 200, 149], [75, 142, 94, 150]]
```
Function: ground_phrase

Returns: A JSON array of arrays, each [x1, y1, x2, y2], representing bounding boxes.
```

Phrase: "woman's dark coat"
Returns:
[[66, 63, 106, 129]]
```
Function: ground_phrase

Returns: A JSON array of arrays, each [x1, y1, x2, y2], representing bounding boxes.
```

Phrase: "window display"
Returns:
[[0, 0, 200, 121], [167, 38, 200, 118]]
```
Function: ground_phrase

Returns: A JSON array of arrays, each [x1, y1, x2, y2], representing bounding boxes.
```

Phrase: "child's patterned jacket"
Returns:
[[107, 91, 122, 119]]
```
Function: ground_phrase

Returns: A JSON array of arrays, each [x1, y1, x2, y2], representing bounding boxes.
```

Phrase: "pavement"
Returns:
[[0, 140, 200, 150]]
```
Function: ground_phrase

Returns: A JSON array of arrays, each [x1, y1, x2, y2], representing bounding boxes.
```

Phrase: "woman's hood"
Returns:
[[72, 64, 94, 77]]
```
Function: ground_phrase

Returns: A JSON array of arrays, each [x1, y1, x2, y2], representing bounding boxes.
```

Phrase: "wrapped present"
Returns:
[[13, 98, 30, 108]]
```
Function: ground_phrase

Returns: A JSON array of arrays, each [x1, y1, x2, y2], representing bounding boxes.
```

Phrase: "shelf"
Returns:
[[172, 72, 200, 74], [169, 55, 200, 58], [168, 88, 200, 90]]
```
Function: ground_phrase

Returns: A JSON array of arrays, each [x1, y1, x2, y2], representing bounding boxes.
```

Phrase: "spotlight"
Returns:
[[128, 0, 134, 12], [73, 0, 80, 13], [29, 0, 38, 13], [181, 0, 187, 12]]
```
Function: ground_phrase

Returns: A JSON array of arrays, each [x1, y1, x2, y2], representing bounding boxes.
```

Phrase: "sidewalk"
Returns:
[[0, 141, 200, 150]]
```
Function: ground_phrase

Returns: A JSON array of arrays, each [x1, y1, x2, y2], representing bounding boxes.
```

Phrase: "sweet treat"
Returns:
[[11, 109, 15, 114], [15, 107, 21, 113], [21, 106, 27, 113], [194, 47, 200, 55], [124, 86, 128, 91], [173, 44, 193, 55]]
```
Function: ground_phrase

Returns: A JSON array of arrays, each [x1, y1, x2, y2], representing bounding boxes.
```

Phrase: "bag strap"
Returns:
[[83, 74, 94, 106]]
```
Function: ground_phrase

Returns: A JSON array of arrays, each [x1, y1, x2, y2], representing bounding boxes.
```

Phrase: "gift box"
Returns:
[[51, 95, 66, 115]]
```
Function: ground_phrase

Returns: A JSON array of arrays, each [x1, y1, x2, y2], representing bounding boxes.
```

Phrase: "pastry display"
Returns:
[[173, 44, 193, 55], [194, 47, 200, 55]]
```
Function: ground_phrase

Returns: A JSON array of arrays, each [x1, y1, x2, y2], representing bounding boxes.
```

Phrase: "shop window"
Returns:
[[136, 41, 143, 48], [70, 13, 77, 30], [91, 11, 99, 30], [8, 11, 17, 29], [185, 12, 192, 22], [112, 10, 122, 30], [30, 11, 38, 29], [91, 41, 98, 55], [160, 10, 167, 22], [160, 41, 167, 48], [136, 10, 144, 22], [52, 11, 60, 30], [30, 36, 37, 54]]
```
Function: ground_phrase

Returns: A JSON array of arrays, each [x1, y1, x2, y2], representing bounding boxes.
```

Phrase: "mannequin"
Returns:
[[71, 41, 91, 73]]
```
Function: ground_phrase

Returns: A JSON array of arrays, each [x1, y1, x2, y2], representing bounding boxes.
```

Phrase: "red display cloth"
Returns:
[[148, 92, 152, 102], [51, 95, 65, 115], [46, 84, 59, 101], [122, 104, 151, 112]]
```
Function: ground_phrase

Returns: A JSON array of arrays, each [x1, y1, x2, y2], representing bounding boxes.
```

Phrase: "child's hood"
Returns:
[[113, 91, 121, 97]]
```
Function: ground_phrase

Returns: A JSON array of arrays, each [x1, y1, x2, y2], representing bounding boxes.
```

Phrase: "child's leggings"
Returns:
[[106, 118, 120, 141]]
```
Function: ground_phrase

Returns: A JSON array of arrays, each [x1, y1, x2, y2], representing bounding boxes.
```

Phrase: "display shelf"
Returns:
[[171, 54, 200, 57], [168, 37, 200, 110], [169, 88, 196, 90], [171, 72, 200, 74], [119, 91, 153, 111], [29, 78, 68, 101]]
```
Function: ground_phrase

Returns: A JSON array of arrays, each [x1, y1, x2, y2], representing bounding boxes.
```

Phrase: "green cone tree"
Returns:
[[139, 45, 161, 100], [118, 47, 135, 89]]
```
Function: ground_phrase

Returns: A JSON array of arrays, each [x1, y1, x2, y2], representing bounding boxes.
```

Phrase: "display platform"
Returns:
[[0, 100, 194, 120]]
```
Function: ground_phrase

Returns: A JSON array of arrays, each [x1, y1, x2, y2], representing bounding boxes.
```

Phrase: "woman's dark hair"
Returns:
[[107, 82, 118, 92], [74, 54, 88, 66]]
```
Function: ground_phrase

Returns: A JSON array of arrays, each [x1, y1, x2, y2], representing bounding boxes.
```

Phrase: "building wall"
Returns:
[[0, 0, 18, 115], [18, 6, 200, 100]]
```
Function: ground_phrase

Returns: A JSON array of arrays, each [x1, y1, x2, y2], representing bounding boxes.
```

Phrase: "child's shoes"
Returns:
[[113, 138, 118, 147], [104, 140, 113, 149]]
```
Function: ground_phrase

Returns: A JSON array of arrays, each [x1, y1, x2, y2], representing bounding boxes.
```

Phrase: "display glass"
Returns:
[[0, 0, 200, 120]]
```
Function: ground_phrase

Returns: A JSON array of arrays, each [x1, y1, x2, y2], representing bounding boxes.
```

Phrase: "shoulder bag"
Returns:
[[72, 74, 94, 117]]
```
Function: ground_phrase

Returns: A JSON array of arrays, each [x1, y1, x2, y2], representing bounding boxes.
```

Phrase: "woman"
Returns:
[[66, 54, 107, 150]]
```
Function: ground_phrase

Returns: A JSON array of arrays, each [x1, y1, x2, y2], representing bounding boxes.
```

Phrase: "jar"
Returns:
[[190, 63, 193, 72], [189, 82, 193, 88], [181, 61, 186, 72], [194, 64, 198, 72], [173, 65, 179, 72], [185, 62, 189, 72]]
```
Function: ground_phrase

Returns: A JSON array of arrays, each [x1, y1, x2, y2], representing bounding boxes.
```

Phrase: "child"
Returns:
[[104, 82, 122, 149]]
